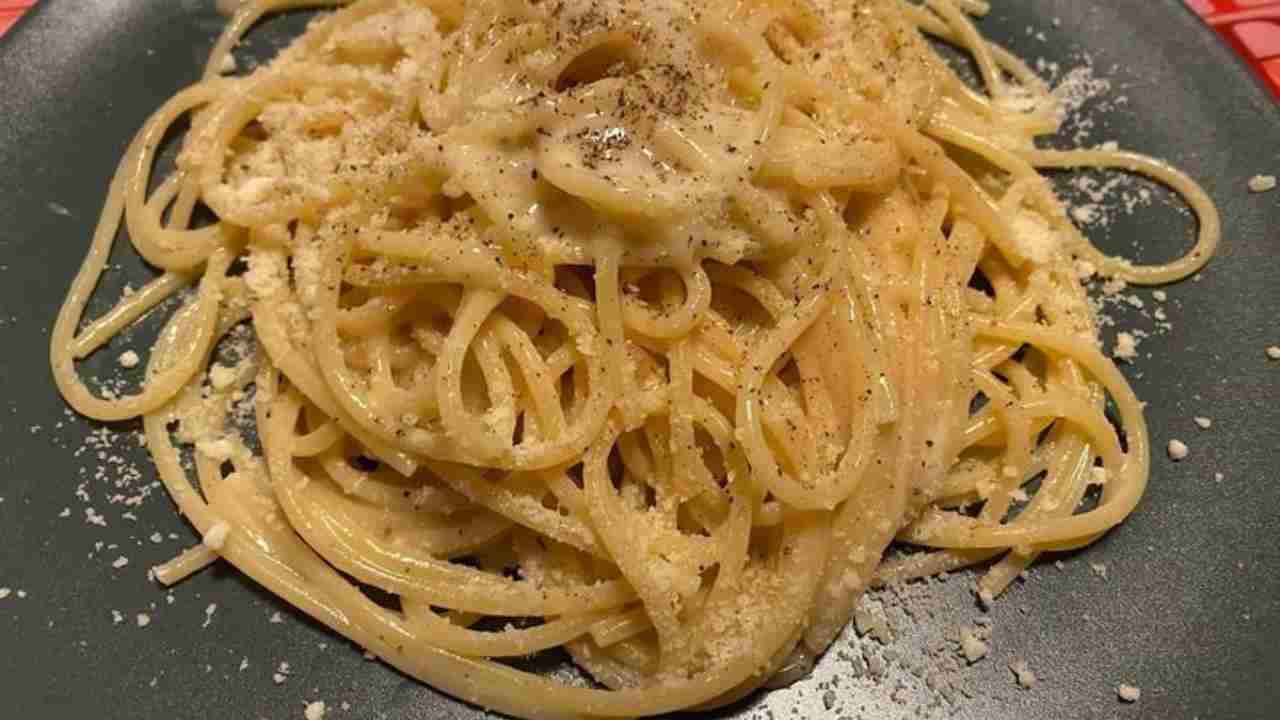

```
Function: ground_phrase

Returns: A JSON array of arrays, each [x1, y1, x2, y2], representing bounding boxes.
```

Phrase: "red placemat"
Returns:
[[1190, 0, 1280, 96], [0, 1, 35, 37]]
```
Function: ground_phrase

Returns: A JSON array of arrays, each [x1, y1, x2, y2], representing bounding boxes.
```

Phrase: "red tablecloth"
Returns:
[[0, 1, 36, 37], [1192, 0, 1280, 96]]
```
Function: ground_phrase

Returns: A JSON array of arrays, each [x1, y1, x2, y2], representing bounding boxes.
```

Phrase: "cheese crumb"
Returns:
[[1113, 332, 1138, 361], [196, 438, 235, 461], [1152, 290, 1167, 302], [959, 628, 989, 663], [244, 247, 289, 299], [1117, 684, 1141, 702], [0, 588, 10, 600], [1089, 562, 1108, 580], [118, 350, 140, 368], [1247, 174, 1277, 193], [137, 613, 151, 627], [1010, 208, 1060, 264], [1009, 659, 1037, 689], [112, 555, 130, 569], [203, 521, 231, 550], [209, 364, 238, 390], [270, 611, 284, 623], [1267, 346, 1280, 361], [304, 701, 327, 720], [1193, 416, 1212, 430], [1167, 439, 1189, 461]]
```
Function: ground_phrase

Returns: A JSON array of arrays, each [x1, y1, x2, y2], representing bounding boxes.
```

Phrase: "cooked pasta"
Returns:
[[50, 0, 1219, 716]]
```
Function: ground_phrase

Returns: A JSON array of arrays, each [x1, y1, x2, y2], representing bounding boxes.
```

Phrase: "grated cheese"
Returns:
[[958, 628, 989, 664], [209, 364, 237, 391], [1113, 332, 1138, 362], [1009, 659, 1037, 689], [1247, 174, 1276, 193], [1117, 684, 1141, 702]]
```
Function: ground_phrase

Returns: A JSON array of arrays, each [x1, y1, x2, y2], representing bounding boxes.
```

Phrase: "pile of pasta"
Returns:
[[51, 0, 1217, 716]]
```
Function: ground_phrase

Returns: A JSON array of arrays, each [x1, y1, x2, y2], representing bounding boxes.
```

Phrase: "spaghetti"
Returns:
[[50, 0, 1219, 716]]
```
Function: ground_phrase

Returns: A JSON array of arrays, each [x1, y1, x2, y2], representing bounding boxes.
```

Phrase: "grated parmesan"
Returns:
[[209, 364, 237, 391], [958, 628, 989, 664], [1247, 174, 1276, 193], [1009, 208, 1060, 265], [1009, 659, 1037, 689], [1117, 684, 1141, 702], [1113, 331, 1138, 361], [1167, 439, 1189, 461]]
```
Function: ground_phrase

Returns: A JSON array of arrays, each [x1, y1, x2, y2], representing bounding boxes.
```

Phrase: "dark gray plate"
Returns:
[[1, 1, 1277, 718]]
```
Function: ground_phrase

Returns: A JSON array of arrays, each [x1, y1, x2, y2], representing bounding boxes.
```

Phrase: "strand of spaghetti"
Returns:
[[153, 544, 221, 586], [927, 0, 1003, 96], [207, 1, 352, 79], [52, 243, 231, 421], [1022, 147, 1221, 284], [126, 170, 228, 272], [265, 389, 636, 615], [422, 460, 610, 559], [400, 600, 613, 658], [900, 319, 1148, 548], [71, 272, 193, 358], [619, 264, 711, 339], [926, 114, 1040, 178]]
